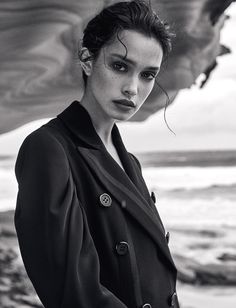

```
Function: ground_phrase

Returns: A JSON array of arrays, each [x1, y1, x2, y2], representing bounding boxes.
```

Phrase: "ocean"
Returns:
[[137, 150, 236, 229], [1, 150, 236, 225], [137, 150, 236, 297], [0, 155, 17, 212]]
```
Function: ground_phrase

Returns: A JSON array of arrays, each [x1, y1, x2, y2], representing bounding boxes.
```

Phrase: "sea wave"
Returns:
[[156, 197, 236, 229], [0, 155, 15, 170], [137, 150, 236, 167], [0, 166, 17, 204], [155, 183, 236, 201], [143, 166, 236, 191]]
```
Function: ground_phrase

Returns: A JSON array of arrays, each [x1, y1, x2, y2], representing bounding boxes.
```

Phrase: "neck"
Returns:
[[80, 93, 115, 147]]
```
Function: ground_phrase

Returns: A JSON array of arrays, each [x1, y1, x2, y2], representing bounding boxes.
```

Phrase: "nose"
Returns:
[[122, 76, 138, 99]]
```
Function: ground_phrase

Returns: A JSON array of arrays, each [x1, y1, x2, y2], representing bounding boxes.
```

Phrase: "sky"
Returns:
[[0, 4, 236, 155], [119, 4, 236, 152]]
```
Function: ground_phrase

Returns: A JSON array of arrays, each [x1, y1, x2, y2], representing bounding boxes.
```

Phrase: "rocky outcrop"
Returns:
[[175, 253, 236, 285], [0, 0, 234, 133], [0, 243, 43, 308], [169, 226, 236, 286], [0, 211, 42, 308]]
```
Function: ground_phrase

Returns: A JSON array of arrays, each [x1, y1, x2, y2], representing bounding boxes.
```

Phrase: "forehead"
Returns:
[[103, 30, 163, 68]]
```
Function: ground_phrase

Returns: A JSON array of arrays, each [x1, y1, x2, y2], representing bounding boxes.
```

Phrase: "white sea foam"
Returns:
[[0, 197, 16, 212], [142, 166, 236, 229], [0, 169, 17, 197], [0, 158, 17, 211], [142, 166, 236, 190], [156, 198, 236, 229], [1, 158, 236, 227]]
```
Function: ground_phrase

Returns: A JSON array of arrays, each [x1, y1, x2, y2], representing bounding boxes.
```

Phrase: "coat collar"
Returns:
[[57, 101, 148, 188], [57, 101, 176, 270], [57, 101, 144, 182], [57, 100, 104, 150]]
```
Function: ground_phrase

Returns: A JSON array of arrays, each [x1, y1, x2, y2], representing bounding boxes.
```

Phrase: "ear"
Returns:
[[79, 47, 93, 77]]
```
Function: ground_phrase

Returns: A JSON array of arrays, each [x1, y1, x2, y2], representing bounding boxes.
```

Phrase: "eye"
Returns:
[[112, 61, 128, 72], [141, 71, 157, 81]]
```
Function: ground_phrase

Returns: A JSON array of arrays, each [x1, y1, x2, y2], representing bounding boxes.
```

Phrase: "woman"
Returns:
[[15, 1, 179, 307]]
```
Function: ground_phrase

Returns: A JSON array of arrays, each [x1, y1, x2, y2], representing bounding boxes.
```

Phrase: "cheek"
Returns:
[[92, 64, 117, 91], [140, 82, 155, 100]]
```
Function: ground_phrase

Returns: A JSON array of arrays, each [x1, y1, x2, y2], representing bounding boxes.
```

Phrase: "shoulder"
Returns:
[[15, 120, 70, 179], [20, 119, 68, 157], [129, 152, 142, 171]]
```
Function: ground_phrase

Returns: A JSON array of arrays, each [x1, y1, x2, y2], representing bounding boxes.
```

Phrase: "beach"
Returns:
[[1, 210, 236, 308], [0, 150, 236, 307], [0, 210, 42, 307]]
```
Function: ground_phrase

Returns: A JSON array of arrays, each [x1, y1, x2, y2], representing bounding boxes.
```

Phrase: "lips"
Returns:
[[113, 99, 136, 108]]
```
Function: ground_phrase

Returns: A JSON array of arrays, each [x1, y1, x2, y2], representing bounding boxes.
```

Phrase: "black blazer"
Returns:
[[15, 101, 179, 308]]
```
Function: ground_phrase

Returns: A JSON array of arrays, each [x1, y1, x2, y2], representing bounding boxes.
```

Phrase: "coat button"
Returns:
[[142, 304, 152, 308], [99, 193, 112, 207], [166, 231, 170, 244], [151, 191, 156, 203], [169, 292, 178, 307], [116, 241, 129, 255], [121, 200, 127, 208]]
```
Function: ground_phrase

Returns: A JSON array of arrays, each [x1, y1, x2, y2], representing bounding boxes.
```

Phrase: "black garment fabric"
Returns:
[[15, 101, 179, 308]]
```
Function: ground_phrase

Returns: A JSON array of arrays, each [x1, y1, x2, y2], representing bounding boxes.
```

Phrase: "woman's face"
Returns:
[[85, 29, 163, 122]]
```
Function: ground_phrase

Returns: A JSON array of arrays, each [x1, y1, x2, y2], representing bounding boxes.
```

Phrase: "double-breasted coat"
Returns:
[[15, 101, 179, 308]]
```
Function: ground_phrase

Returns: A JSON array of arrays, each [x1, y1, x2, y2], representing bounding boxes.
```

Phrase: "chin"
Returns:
[[113, 112, 135, 122]]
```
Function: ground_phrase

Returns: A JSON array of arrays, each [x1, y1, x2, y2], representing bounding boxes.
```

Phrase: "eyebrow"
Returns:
[[110, 53, 160, 71]]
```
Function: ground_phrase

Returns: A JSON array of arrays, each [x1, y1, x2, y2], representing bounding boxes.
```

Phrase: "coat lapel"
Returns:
[[58, 101, 176, 269], [77, 146, 176, 269], [112, 125, 167, 232]]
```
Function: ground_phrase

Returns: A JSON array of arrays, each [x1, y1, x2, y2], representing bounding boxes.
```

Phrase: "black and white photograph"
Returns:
[[0, 1, 235, 307]]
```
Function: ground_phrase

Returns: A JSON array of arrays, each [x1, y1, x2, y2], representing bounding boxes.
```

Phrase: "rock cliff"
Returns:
[[0, 0, 234, 133]]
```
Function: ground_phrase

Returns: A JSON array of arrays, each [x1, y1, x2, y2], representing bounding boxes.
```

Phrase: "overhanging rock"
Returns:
[[0, 0, 234, 133]]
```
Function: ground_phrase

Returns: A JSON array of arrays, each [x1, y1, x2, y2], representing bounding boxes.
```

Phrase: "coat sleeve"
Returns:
[[14, 128, 127, 308]]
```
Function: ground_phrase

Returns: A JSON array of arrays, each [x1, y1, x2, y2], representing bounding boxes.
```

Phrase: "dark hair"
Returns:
[[79, 0, 173, 85]]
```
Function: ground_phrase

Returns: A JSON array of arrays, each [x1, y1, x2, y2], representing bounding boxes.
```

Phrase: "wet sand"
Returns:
[[177, 283, 236, 308]]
